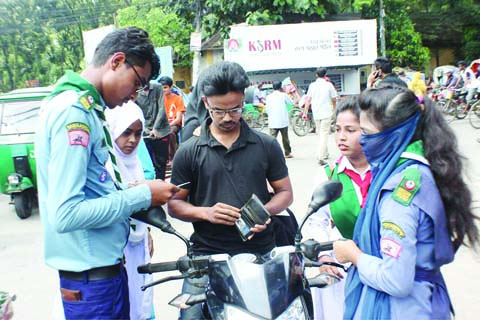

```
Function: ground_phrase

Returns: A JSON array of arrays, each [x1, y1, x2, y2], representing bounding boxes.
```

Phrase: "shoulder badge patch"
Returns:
[[382, 221, 405, 238], [78, 92, 95, 111], [66, 122, 90, 147], [391, 167, 421, 206]]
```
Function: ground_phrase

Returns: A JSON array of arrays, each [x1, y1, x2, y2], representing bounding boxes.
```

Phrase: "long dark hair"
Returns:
[[359, 85, 479, 250]]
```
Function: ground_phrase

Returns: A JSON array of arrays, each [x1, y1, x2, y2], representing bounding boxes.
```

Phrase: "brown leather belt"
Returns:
[[59, 264, 122, 281]]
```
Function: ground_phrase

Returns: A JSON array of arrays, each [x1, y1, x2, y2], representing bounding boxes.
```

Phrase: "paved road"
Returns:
[[1, 118, 479, 319]]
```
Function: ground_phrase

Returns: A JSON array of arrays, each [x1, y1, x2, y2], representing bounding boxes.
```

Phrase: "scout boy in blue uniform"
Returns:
[[36, 27, 179, 319]]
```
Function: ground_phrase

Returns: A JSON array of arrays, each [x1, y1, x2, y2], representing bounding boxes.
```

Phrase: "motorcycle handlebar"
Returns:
[[300, 239, 334, 261], [138, 255, 210, 275], [138, 261, 178, 274], [317, 240, 333, 251]]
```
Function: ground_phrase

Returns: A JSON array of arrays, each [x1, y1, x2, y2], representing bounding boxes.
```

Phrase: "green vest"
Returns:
[[324, 165, 360, 240]]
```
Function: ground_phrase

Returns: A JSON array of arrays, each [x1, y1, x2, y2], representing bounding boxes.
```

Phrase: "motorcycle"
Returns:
[[132, 180, 345, 319]]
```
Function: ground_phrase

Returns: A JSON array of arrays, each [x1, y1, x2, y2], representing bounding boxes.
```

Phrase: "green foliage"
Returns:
[[407, 0, 475, 11], [1, 0, 477, 92], [462, 23, 480, 62], [198, 0, 339, 37], [385, 6, 430, 69], [0, 0, 124, 92], [362, 0, 430, 70], [116, 5, 193, 68]]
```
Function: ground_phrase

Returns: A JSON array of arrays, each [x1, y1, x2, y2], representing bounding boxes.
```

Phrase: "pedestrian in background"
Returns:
[[106, 101, 156, 320], [408, 72, 427, 98], [304, 67, 338, 165], [158, 76, 186, 165], [136, 82, 171, 180], [367, 57, 407, 89], [266, 80, 294, 158], [35, 27, 179, 319]]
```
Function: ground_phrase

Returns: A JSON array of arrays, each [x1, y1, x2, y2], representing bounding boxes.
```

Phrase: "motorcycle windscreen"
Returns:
[[208, 252, 305, 319]]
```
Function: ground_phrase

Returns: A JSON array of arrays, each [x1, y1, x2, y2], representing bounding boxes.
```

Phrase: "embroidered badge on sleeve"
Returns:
[[380, 238, 402, 259], [78, 93, 94, 111], [66, 122, 90, 147], [392, 167, 421, 206], [382, 221, 405, 239]]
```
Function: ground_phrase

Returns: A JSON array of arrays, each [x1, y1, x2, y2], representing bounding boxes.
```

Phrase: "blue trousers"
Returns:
[[59, 267, 130, 320]]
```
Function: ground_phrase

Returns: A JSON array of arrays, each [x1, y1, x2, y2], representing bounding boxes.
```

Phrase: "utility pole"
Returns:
[[379, 0, 386, 57], [191, 0, 203, 85]]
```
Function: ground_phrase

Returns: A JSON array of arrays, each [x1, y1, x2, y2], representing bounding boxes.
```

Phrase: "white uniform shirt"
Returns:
[[265, 90, 292, 129], [306, 78, 338, 120]]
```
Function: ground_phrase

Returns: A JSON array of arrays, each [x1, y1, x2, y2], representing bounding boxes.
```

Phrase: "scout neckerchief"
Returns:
[[343, 112, 421, 320], [342, 168, 371, 208], [49, 70, 123, 185]]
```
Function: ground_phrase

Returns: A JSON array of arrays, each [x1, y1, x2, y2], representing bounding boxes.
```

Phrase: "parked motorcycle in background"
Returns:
[[133, 181, 345, 319]]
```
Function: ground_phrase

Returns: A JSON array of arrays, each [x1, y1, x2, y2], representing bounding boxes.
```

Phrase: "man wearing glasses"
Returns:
[[168, 61, 293, 320], [36, 27, 179, 319]]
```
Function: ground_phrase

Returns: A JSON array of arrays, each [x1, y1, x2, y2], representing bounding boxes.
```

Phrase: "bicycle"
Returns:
[[468, 99, 480, 129], [288, 106, 303, 124], [292, 110, 315, 137], [437, 88, 468, 122], [243, 103, 267, 131]]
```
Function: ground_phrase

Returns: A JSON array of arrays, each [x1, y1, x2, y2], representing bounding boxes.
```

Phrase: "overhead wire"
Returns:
[[0, 0, 168, 35]]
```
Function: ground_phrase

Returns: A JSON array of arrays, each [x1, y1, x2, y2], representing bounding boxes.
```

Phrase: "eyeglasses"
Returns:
[[125, 60, 148, 93], [208, 107, 244, 118]]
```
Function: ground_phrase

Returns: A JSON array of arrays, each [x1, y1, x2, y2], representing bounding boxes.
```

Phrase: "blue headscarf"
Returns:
[[343, 112, 421, 319]]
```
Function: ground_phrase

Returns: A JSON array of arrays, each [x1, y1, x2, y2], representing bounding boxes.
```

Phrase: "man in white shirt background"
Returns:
[[266, 80, 294, 158], [303, 67, 338, 165]]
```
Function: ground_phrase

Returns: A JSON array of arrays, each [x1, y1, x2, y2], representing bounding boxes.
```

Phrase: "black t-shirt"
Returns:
[[135, 84, 170, 137], [170, 118, 289, 256]]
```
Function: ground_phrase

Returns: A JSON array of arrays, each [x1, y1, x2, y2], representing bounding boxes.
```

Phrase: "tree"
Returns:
[[115, 3, 193, 68], [461, 10, 480, 62], [361, 0, 430, 70], [0, 0, 125, 92], [0, 1, 50, 91], [167, 0, 343, 38]]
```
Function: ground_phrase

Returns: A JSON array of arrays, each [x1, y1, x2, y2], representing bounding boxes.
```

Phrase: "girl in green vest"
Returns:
[[306, 96, 371, 320]]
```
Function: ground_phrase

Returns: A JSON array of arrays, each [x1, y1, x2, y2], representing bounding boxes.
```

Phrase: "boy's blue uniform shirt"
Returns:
[[36, 76, 152, 272]]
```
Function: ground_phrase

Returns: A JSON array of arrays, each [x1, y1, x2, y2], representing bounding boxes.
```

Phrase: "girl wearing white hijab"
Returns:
[[106, 100, 155, 320]]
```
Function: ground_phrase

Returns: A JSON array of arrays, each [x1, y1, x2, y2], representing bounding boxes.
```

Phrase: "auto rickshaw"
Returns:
[[0, 87, 52, 219]]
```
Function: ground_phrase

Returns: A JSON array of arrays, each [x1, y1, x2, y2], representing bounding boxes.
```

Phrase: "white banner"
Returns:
[[190, 32, 202, 51], [224, 20, 377, 72], [83, 25, 115, 66]]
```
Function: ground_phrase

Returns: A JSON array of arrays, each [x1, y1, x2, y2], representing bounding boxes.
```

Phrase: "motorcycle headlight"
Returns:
[[224, 304, 262, 320], [224, 297, 308, 320], [7, 174, 21, 185]]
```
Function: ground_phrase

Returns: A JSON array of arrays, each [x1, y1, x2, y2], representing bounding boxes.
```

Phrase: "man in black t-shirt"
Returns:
[[168, 61, 293, 320]]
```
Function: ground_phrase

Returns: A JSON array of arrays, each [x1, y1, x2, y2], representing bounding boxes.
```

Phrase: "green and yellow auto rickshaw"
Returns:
[[0, 87, 52, 219]]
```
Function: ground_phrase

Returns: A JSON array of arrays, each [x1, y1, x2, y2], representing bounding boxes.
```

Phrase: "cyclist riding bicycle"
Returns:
[[444, 69, 459, 89], [457, 60, 480, 107]]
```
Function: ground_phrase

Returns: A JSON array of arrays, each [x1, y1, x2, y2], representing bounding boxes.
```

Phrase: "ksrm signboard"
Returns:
[[224, 19, 377, 72]]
